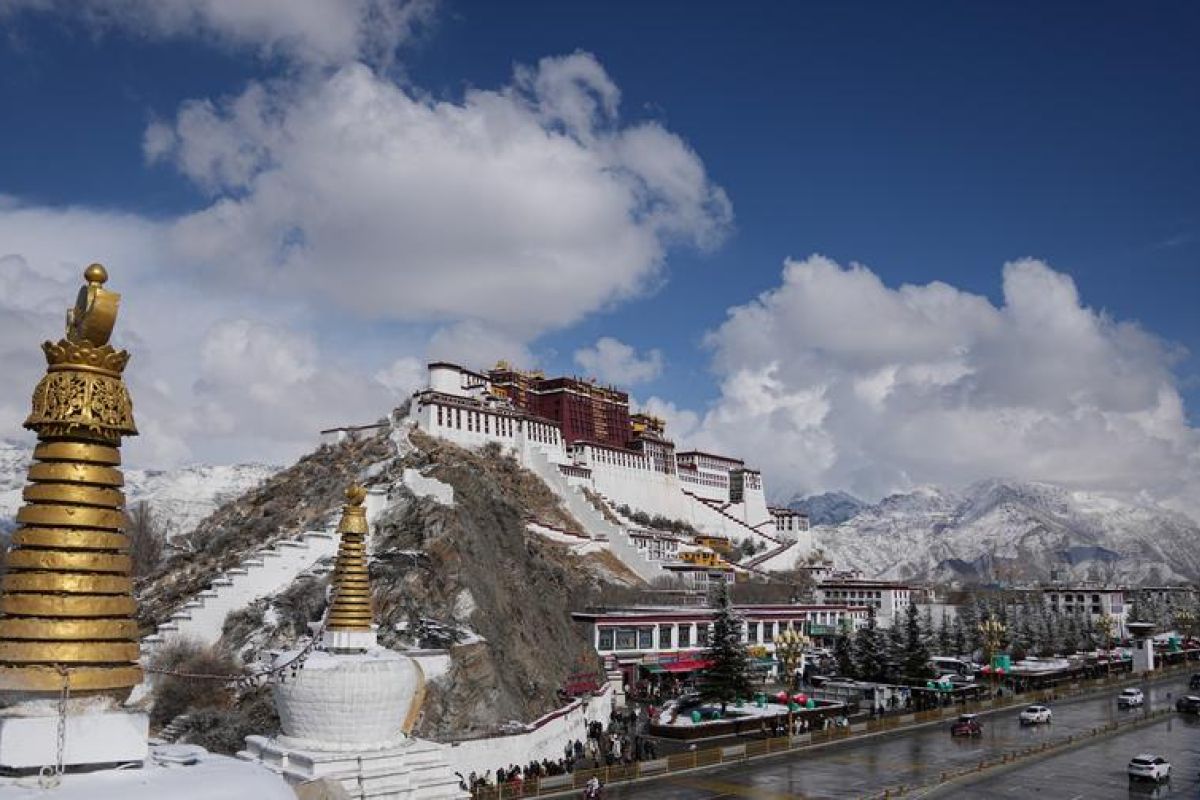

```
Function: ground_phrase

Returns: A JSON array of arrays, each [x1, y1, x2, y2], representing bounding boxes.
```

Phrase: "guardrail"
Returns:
[[469, 660, 1197, 799]]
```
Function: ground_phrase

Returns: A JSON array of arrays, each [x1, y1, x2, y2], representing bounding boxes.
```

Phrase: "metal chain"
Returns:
[[143, 617, 330, 689], [37, 665, 70, 789]]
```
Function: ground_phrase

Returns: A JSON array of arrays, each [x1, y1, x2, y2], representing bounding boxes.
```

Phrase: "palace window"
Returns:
[[598, 628, 614, 651], [659, 625, 674, 649], [638, 627, 654, 650], [614, 628, 637, 651], [678, 626, 692, 648]]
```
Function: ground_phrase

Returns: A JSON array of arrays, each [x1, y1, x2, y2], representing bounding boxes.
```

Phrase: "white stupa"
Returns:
[[240, 486, 467, 800]]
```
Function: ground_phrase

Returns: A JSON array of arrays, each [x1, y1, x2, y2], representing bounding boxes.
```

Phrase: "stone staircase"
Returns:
[[523, 450, 663, 583], [683, 490, 783, 549], [140, 529, 339, 658], [150, 713, 193, 746]]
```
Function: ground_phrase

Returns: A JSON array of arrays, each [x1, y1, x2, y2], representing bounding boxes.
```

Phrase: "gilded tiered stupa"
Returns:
[[242, 485, 466, 799], [0, 264, 141, 700]]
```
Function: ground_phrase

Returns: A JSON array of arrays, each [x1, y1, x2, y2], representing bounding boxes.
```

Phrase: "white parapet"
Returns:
[[0, 710, 148, 770]]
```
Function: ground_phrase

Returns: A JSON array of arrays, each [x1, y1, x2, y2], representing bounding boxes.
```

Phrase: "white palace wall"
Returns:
[[441, 688, 613, 779], [409, 393, 804, 560]]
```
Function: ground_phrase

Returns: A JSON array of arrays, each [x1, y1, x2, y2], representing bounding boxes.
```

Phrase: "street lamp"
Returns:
[[773, 627, 811, 734], [1096, 614, 1115, 680], [980, 617, 1007, 698]]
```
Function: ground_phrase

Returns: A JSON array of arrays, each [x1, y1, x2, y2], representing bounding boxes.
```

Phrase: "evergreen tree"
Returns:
[[834, 633, 855, 677], [699, 581, 752, 712], [853, 608, 889, 683], [936, 612, 952, 655], [920, 607, 935, 647], [886, 621, 905, 683], [901, 602, 933, 680], [951, 614, 966, 657], [957, 598, 980, 656], [1013, 606, 1036, 660]]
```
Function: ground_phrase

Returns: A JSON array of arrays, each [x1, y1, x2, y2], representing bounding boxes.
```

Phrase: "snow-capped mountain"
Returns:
[[788, 490, 867, 526], [0, 439, 278, 540], [813, 479, 1200, 585]]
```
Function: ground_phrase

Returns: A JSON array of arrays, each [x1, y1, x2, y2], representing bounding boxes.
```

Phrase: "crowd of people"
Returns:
[[464, 708, 660, 797]]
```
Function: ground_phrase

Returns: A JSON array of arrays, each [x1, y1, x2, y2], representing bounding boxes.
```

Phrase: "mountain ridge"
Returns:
[[811, 478, 1200, 585]]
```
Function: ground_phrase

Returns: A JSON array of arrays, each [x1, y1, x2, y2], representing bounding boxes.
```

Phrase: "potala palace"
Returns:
[[384, 361, 817, 585]]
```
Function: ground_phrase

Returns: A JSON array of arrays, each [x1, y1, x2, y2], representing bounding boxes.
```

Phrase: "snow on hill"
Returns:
[[814, 479, 1200, 585], [0, 439, 277, 540]]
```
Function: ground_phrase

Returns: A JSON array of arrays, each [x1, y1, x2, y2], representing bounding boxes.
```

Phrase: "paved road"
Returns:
[[929, 713, 1200, 798], [604, 675, 1191, 799]]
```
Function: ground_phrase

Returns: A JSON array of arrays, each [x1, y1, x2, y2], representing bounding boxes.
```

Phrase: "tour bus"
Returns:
[[930, 656, 975, 677]]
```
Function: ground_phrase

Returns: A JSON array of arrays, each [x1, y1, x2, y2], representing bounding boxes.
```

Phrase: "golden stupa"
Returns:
[[325, 485, 374, 632], [0, 264, 141, 699]]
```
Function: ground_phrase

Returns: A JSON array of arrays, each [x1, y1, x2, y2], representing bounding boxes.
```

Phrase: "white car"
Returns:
[[1118, 688, 1145, 708], [1018, 704, 1052, 725], [1128, 754, 1170, 782]]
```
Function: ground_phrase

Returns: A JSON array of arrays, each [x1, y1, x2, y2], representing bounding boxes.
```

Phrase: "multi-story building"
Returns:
[[1041, 586, 1129, 638], [573, 604, 871, 688], [768, 507, 810, 539], [408, 361, 795, 564], [815, 578, 913, 628], [487, 363, 630, 450]]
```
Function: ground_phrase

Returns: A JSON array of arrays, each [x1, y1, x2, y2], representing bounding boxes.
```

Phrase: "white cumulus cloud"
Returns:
[[0, 0, 436, 66], [575, 337, 663, 385], [683, 255, 1200, 516], [148, 54, 730, 339]]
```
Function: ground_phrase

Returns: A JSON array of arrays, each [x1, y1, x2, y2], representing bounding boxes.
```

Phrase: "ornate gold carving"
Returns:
[[0, 665, 142, 693], [23, 484, 125, 508], [11, 528, 128, 551], [326, 485, 375, 633], [0, 641, 141, 664], [0, 618, 138, 641], [4, 550, 130, 573], [33, 442, 121, 465], [2, 573, 133, 595], [1, 594, 136, 618], [15, 505, 125, 530], [27, 462, 124, 487], [0, 265, 142, 700]]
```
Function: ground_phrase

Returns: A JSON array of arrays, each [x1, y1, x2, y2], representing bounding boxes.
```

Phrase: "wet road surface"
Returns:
[[604, 674, 1191, 799]]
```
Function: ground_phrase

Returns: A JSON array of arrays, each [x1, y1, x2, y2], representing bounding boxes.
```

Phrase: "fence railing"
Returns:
[[469, 660, 1197, 799]]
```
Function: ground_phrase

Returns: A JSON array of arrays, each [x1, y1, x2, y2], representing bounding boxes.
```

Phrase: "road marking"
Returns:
[[666, 776, 805, 799]]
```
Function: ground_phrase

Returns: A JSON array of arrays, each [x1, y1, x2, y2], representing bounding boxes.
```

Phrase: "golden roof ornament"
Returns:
[[0, 264, 141, 699], [325, 485, 374, 635]]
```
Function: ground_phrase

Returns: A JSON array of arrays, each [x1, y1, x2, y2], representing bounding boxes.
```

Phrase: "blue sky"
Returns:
[[0, 1, 1198, 511]]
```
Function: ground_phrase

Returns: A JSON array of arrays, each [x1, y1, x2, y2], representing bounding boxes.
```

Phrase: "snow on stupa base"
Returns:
[[0, 695, 148, 771], [0, 744, 296, 799], [241, 735, 465, 799]]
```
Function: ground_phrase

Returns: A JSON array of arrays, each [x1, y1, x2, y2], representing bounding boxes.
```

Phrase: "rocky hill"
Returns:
[[0, 438, 277, 540], [813, 479, 1200, 585], [137, 422, 638, 740]]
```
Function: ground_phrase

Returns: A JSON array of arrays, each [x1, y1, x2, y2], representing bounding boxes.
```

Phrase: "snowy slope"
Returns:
[[813, 479, 1200, 585], [0, 439, 277, 540]]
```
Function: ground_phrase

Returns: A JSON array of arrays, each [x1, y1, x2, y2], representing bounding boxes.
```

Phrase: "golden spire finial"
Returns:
[[0, 265, 141, 699], [325, 484, 373, 637]]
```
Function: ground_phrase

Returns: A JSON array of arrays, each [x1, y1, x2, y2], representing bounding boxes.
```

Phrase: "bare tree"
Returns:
[[126, 501, 165, 577]]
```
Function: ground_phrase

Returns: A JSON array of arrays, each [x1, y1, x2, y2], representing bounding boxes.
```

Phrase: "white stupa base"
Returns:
[[0, 745, 295, 799], [322, 628, 378, 652], [0, 711, 148, 770], [240, 735, 468, 799]]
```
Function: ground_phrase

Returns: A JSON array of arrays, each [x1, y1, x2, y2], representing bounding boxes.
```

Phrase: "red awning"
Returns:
[[660, 659, 713, 673]]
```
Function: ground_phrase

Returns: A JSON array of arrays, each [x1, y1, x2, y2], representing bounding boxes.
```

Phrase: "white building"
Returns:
[[405, 362, 803, 569], [815, 579, 913, 628], [768, 506, 810, 539], [573, 604, 870, 688], [1041, 586, 1129, 638]]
